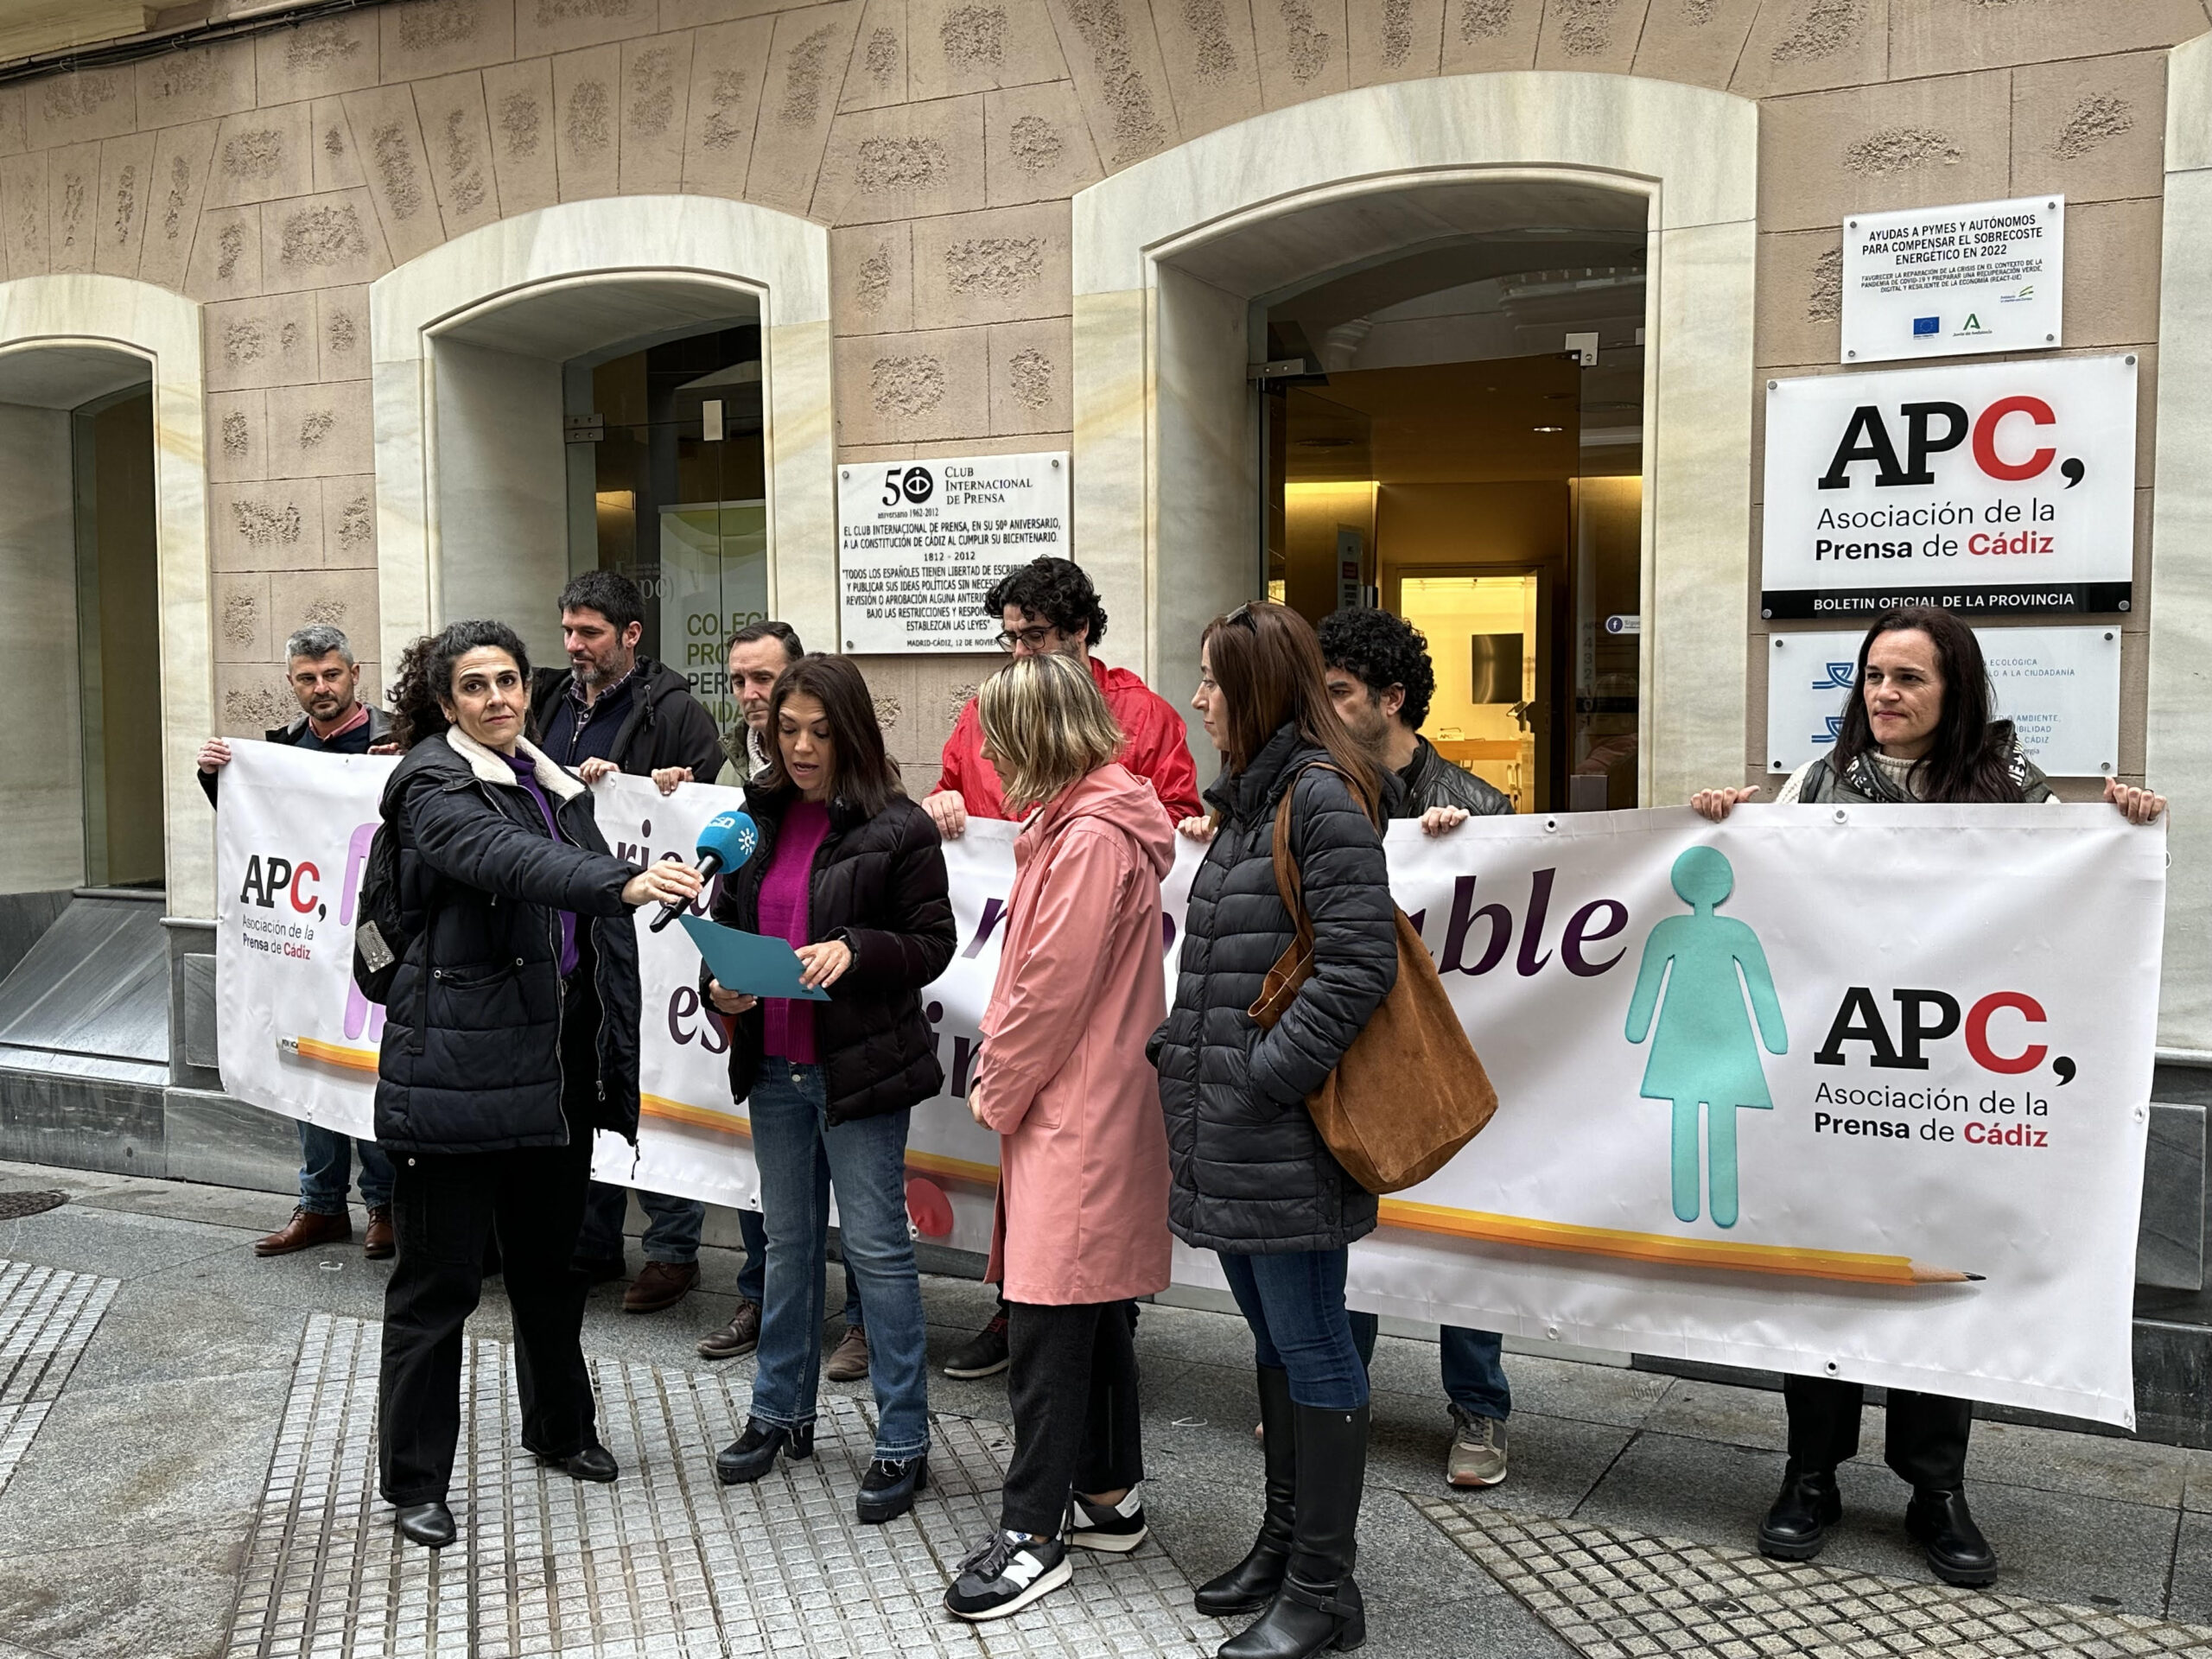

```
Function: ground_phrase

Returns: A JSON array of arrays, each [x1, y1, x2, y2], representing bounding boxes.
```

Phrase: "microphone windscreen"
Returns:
[[696, 810, 760, 872]]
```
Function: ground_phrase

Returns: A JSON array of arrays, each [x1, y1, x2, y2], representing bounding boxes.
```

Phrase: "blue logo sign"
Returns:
[[1812, 715, 1845, 747], [1912, 316, 1940, 337], [1812, 662, 1854, 690]]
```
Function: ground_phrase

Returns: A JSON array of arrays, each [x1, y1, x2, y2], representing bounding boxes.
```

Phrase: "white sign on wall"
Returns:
[[837, 451, 1069, 652], [1767, 625, 2120, 778], [1761, 354, 2135, 620], [1841, 195, 2063, 365]]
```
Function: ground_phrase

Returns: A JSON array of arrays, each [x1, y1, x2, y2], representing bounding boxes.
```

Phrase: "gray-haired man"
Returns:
[[198, 624, 398, 1259]]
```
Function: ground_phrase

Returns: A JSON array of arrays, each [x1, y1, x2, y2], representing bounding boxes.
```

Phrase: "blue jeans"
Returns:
[[576, 1182, 705, 1266], [299, 1121, 393, 1214], [747, 1062, 930, 1459], [1347, 1313, 1510, 1421], [734, 1206, 862, 1326], [1218, 1249, 1369, 1411]]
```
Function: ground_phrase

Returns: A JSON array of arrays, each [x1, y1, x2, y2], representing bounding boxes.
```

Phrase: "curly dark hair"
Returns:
[[388, 620, 533, 750], [1317, 606, 1437, 732], [986, 556, 1108, 646]]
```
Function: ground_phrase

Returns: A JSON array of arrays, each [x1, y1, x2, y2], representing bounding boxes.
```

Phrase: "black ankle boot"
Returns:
[[1219, 1402, 1368, 1658], [1905, 1487, 1997, 1586], [1197, 1367, 1297, 1618], [1758, 1464, 1841, 1561], [714, 1416, 815, 1485]]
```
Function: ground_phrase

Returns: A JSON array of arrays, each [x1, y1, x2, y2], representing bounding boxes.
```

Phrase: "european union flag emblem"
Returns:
[[1913, 316, 1940, 337]]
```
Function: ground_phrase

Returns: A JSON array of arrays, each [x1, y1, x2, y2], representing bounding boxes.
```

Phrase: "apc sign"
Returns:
[[1761, 354, 2135, 619]]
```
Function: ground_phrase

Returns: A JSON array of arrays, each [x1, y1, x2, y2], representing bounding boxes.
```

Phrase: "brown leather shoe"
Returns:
[[824, 1324, 869, 1382], [254, 1207, 351, 1257], [363, 1205, 395, 1260], [697, 1300, 762, 1360], [624, 1260, 699, 1313]]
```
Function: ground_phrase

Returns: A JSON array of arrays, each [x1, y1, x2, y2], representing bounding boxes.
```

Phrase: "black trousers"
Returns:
[[378, 1136, 597, 1505], [1001, 1300, 1146, 1537], [1784, 1374, 1973, 1491]]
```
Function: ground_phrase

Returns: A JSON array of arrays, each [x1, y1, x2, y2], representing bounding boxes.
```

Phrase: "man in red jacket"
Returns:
[[925, 556, 1199, 1380], [923, 556, 1199, 840]]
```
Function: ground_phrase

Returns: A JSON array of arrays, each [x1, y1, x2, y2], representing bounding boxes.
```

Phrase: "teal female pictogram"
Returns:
[[1624, 846, 1788, 1229]]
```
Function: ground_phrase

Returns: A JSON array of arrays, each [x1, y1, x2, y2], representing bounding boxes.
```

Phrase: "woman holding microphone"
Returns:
[[942, 652, 1176, 1621], [373, 620, 702, 1550], [1693, 604, 2164, 1586], [703, 654, 955, 1525]]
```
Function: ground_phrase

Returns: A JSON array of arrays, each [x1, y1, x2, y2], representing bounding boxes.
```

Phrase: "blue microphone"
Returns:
[[648, 809, 760, 932]]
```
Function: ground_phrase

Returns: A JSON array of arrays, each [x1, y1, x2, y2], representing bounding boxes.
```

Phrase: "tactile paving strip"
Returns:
[[226, 1313, 1231, 1659], [0, 1259, 117, 1503], [1418, 1495, 2212, 1658]]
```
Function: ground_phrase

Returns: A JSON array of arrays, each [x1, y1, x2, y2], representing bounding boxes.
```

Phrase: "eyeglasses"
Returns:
[[996, 625, 1057, 652]]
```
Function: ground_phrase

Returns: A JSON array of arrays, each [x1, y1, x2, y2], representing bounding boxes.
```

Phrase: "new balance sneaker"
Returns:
[[1066, 1485, 1147, 1553], [944, 1530, 1071, 1622], [1446, 1406, 1509, 1489]]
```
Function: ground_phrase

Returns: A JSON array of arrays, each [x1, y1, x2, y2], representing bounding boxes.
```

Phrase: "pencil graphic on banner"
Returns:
[[1376, 1198, 1982, 1287], [639, 1096, 1001, 1194], [280, 1036, 378, 1074]]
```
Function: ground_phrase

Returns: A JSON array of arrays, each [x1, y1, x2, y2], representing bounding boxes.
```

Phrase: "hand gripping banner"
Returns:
[[215, 743, 2164, 1425]]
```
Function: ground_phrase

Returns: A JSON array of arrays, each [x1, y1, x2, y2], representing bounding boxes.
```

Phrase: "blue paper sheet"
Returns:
[[678, 915, 832, 1001]]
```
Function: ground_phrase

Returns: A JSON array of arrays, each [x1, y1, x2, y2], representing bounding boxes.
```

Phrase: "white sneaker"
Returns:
[[1066, 1484, 1148, 1552], [1447, 1407, 1509, 1489], [945, 1529, 1071, 1621]]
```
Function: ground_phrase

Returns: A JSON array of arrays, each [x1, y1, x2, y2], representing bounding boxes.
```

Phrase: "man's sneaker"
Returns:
[[944, 1313, 1010, 1379], [1066, 1485, 1147, 1552], [1446, 1406, 1509, 1488], [944, 1530, 1071, 1622], [697, 1300, 761, 1360], [824, 1323, 870, 1382]]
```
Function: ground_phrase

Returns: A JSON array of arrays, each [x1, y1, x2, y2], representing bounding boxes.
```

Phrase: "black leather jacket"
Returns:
[[1393, 734, 1514, 818]]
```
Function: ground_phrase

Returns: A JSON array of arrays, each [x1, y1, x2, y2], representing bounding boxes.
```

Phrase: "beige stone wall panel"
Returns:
[[213, 572, 276, 664], [380, 0, 519, 82], [1752, 226, 1840, 370], [0, 154, 48, 278], [1251, 0, 1349, 111], [138, 120, 219, 290], [310, 98, 368, 191], [1888, 0, 2204, 80], [266, 378, 377, 480], [2062, 197, 2161, 350], [215, 660, 297, 736], [1630, 0, 1758, 90], [341, 86, 448, 261], [910, 199, 1070, 327], [1436, 0, 1540, 74], [516, 0, 663, 56], [833, 322, 990, 443], [483, 58, 562, 213], [269, 568, 384, 655], [844, 0, 911, 111], [204, 292, 319, 391], [1037, 0, 1179, 169], [909, 0, 1071, 99], [683, 18, 774, 193], [259, 188, 392, 294], [316, 286, 371, 382], [1757, 71, 2012, 235], [137, 38, 258, 129], [2011, 51, 2167, 207], [983, 80, 1103, 204], [46, 143, 99, 275], [1729, 0, 1885, 100], [816, 95, 987, 223], [0, 89, 27, 162], [1347, 0, 1444, 89], [24, 69, 137, 152], [1533, 0, 1647, 72], [662, 0, 805, 22], [553, 45, 625, 197], [986, 315, 1070, 431], [211, 479, 326, 572], [414, 73, 505, 233], [257, 14, 382, 105], [620, 32, 696, 190], [207, 104, 316, 209], [832, 219, 915, 331], [207, 389, 269, 485], [1153, 0, 1265, 137], [743, 1, 864, 213], [188, 202, 264, 299], [321, 474, 379, 568], [93, 132, 158, 277]]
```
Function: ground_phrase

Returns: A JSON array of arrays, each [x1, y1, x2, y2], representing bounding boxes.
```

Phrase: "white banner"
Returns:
[[217, 744, 2163, 1425]]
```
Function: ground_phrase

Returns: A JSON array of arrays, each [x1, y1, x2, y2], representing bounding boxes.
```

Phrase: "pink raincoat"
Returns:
[[976, 762, 1176, 1305]]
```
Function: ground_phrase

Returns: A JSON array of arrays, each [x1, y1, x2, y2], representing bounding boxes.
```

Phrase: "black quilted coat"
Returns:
[[1147, 725, 1398, 1253], [374, 730, 645, 1155], [709, 782, 956, 1126]]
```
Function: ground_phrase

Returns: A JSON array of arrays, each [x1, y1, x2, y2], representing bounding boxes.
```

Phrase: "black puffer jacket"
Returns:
[[708, 783, 956, 1126], [374, 729, 645, 1155], [1147, 725, 1398, 1253]]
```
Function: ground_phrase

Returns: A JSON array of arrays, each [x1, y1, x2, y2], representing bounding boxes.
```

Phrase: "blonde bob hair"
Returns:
[[977, 652, 1126, 815]]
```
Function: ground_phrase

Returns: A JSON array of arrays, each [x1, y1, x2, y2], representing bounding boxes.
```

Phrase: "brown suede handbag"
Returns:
[[1248, 765, 1499, 1194]]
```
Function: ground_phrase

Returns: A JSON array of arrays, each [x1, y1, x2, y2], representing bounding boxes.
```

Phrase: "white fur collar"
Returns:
[[444, 726, 587, 801]]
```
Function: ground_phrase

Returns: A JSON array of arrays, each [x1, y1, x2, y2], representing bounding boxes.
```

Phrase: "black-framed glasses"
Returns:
[[996, 625, 1056, 652]]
